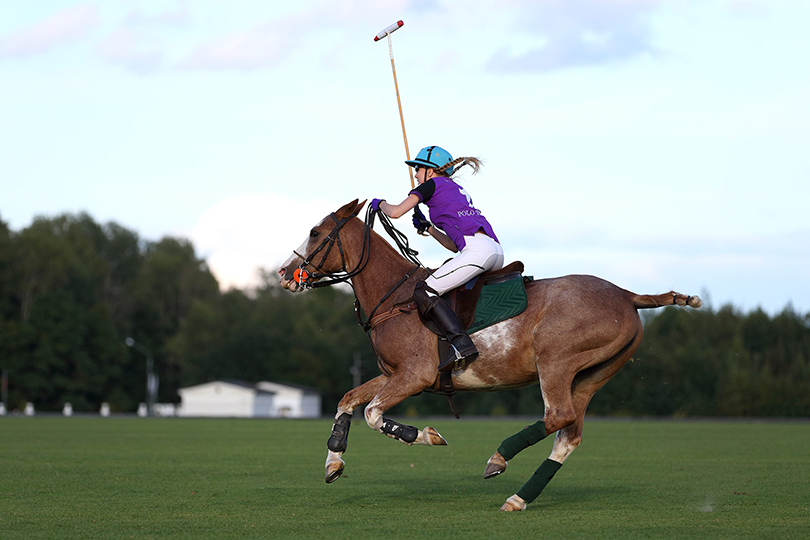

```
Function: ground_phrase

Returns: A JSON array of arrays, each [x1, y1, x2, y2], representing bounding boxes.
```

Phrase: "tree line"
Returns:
[[1, 212, 808, 417]]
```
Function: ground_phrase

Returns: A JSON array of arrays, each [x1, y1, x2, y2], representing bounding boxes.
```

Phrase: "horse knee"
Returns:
[[364, 403, 383, 430]]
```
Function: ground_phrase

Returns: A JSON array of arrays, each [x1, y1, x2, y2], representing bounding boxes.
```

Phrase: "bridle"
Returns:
[[292, 206, 423, 330], [293, 211, 370, 290]]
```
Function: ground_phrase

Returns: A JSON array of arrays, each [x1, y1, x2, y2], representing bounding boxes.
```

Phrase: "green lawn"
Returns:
[[1, 417, 808, 539]]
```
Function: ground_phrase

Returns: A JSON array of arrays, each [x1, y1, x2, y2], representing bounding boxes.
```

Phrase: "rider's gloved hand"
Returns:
[[370, 198, 385, 212], [412, 206, 431, 235]]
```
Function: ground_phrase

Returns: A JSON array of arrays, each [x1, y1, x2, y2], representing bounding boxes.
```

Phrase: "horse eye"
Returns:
[[310, 229, 319, 238]]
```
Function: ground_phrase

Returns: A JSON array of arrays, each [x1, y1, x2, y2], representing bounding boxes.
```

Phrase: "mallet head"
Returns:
[[374, 20, 404, 41]]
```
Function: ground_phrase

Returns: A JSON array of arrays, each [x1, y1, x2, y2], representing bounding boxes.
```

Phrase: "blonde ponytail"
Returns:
[[437, 156, 483, 177]]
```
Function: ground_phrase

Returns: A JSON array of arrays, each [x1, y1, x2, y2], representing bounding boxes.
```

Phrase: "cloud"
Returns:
[[123, 1, 191, 27], [178, 23, 296, 71], [188, 193, 338, 290], [95, 28, 165, 74], [0, 4, 99, 59], [486, 0, 661, 72], [176, 0, 405, 71], [94, 2, 191, 74], [176, 3, 332, 72]]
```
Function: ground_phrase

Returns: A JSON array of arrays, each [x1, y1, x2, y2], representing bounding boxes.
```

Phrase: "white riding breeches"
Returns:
[[425, 233, 504, 296]]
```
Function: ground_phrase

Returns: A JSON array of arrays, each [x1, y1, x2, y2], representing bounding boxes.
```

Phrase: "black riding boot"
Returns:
[[414, 283, 479, 372]]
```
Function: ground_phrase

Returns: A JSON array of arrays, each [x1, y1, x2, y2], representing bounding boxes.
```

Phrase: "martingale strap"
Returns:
[[364, 302, 417, 332]]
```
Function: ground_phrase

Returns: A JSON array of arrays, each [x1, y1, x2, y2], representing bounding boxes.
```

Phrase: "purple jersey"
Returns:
[[410, 177, 499, 251]]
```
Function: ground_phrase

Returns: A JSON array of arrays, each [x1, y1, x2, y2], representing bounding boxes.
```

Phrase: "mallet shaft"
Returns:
[[388, 36, 415, 189]]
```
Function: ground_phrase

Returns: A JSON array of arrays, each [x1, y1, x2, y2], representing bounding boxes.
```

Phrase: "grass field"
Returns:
[[1, 416, 808, 539]]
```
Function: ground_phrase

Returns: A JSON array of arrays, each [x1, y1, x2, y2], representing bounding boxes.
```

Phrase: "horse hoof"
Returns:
[[499, 494, 526, 512], [325, 462, 344, 484], [423, 426, 447, 446], [484, 451, 507, 479]]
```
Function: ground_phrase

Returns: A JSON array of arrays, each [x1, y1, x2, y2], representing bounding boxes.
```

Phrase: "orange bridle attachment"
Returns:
[[293, 268, 309, 285]]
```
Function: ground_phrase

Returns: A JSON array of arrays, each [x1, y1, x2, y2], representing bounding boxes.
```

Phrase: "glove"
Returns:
[[370, 198, 384, 212], [412, 206, 431, 235]]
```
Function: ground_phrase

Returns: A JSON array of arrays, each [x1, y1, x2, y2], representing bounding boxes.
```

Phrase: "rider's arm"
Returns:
[[380, 194, 420, 218]]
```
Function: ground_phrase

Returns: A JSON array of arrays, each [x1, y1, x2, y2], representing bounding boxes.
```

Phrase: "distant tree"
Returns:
[[2, 211, 808, 417], [129, 237, 220, 403], [0, 216, 12, 318], [0, 214, 131, 410]]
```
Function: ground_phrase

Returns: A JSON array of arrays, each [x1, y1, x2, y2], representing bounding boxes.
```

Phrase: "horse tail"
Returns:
[[632, 291, 703, 310]]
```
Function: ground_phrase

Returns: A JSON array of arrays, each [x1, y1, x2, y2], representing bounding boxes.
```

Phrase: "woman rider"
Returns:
[[370, 145, 504, 371]]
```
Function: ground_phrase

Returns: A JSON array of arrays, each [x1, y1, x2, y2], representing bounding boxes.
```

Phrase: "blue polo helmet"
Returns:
[[405, 145, 455, 176]]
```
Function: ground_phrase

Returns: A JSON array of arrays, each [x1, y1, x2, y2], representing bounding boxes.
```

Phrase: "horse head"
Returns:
[[278, 199, 367, 292]]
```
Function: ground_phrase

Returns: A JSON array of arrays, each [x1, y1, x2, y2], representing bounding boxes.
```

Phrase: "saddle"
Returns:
[[420, 261, 529, 336]]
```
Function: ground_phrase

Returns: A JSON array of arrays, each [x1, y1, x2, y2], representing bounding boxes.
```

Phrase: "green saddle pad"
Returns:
[[468, 274, 528, 334]]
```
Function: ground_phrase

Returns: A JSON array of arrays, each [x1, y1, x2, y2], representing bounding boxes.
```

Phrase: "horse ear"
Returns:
[[335, 199, 361, 219], [354, 199, 367, 216]]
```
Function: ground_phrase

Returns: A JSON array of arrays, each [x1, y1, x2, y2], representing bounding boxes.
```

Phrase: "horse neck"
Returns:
[[343, 218, 419, 309]]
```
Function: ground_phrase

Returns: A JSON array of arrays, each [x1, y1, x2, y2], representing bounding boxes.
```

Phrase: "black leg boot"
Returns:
[[429, 298, 479, 371], [414, 282, 478, 371]]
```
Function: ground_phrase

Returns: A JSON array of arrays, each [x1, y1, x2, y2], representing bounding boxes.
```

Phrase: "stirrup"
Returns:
[[438, 345, 478, 372]]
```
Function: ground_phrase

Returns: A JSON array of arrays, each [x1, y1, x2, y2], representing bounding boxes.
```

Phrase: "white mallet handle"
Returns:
[[374, 20, 404, 41]]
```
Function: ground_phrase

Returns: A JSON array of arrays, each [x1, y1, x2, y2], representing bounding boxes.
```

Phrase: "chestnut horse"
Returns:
[[278, 199, 701, 511]]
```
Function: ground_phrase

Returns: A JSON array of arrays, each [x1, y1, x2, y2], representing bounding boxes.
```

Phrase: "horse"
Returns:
[[278, 199, 702, 511]]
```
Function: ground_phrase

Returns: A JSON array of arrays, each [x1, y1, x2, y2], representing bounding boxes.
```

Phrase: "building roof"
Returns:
[[179, 379, 320, 396]]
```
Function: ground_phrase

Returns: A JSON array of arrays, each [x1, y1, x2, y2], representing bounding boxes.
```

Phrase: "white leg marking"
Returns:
[[325, 450, 344, 468], [548, 430, 578, 463], [500, 494, 527, 512], [335, 405, 353, 418]]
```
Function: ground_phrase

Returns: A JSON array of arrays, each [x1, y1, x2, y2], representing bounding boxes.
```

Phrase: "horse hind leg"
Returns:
[[499, 424, 578, 511], [484, 419, 548, 479], [486, 349, 588, 481], [499, 334, 640, 511], [498, 432, 576, 512], [484, 371, 575, 481]]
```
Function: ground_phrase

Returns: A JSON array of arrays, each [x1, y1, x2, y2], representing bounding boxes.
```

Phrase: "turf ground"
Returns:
[[1, 416, 808, 539]]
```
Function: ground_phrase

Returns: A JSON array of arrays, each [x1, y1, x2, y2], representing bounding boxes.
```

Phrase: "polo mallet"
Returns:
[[374, 20, 415, 190], [375, 20, 429, 235]]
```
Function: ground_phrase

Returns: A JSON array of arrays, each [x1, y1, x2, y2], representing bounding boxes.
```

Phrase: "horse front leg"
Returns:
[[325, 375, 387, 483]]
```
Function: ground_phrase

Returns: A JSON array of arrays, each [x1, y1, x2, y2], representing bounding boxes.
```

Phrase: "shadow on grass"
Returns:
[[321, 468, 632, 512]]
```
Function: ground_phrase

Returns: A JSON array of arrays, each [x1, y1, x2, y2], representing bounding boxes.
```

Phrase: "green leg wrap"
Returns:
[[497, 420, 548, 460], [516, 459, 563, 504]]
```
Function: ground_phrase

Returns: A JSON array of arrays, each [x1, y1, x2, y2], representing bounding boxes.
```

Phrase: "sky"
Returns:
[[1, 0, 808, 315]]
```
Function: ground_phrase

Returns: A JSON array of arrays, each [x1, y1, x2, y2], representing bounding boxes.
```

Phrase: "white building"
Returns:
[[177, 379, 321, 418]]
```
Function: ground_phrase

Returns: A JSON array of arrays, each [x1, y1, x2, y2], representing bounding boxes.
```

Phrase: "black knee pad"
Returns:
[[327, 412, 352, 453], [380, 417, 418, 444]]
